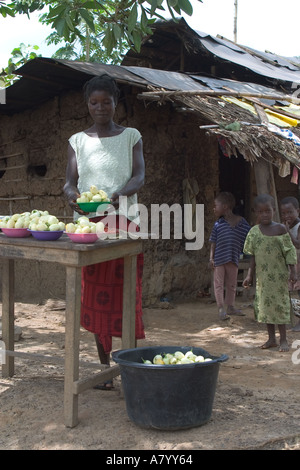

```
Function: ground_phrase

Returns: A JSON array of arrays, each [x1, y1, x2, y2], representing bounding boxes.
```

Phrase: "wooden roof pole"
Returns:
[[234, 0, 238, 43], [253, 102, 280, 222], [253, 159, 280, 222], [138, 89, 300, 104]]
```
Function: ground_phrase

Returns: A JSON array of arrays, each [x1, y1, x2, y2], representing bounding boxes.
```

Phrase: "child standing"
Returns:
[[243, 194, 297, 351], [280, 196, 300, 331], [209, 192, 250, 320]]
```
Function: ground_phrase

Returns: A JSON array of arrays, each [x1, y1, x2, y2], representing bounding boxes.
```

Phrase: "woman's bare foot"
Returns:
[[93, 380, 114, 390], [260, 340, 277, 349], [278, 340, 289, 352]]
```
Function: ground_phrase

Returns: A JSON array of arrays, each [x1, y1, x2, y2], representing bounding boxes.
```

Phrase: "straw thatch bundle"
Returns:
[[140, 89, 300, 173]]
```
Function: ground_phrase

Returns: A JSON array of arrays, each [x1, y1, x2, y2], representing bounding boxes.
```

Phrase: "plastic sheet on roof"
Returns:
[[122, 66, 207, 91]]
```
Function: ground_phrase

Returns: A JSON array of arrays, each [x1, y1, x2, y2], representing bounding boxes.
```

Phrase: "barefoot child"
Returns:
[[243, 194, 297, 351], [280, 196, 300, 331], [209, 192, 250, 320]]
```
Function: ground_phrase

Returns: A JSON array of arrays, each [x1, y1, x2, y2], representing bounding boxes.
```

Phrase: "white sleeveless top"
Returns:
[[69, 128, 141, 221]]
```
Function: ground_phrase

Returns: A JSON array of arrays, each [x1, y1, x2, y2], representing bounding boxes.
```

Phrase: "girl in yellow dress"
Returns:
[[243, 194, 297, 352]]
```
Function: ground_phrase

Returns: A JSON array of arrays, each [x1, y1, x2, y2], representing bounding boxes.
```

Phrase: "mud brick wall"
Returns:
[[0, 86, 219, 304]]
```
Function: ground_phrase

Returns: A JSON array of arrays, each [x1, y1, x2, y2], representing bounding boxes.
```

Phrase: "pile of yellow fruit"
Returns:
[[0, 210, 65, 232], [143, 350, 213, 365], [76, 185, 110, 203], [65, 216, 105, 234]]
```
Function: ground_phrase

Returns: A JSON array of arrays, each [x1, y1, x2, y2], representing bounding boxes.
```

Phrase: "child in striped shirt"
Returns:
[[209, 192, 250, 320]]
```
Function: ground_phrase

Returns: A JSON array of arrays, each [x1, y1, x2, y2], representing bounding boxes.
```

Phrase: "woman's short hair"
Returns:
[[83, 74, 120, 103]]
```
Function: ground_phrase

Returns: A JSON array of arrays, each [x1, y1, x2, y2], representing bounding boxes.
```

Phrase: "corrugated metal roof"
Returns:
[[196, 32, 300, 84], [1, 18, 300, 115], [0, 57, 294, 115], [0, 58, 150, 115], [1, 57, 300, 171], [123, 19, 300, 87], [122, 65, 207, 91]]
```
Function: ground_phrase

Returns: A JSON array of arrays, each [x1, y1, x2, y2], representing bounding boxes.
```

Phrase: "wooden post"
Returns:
[[254, 159, 280, 221], [252, 101, 280, 221], [122, 255, 137, 350], [234, 0, 238, 43], [1, 259, 15, 377], [64, 265, 82, 428]]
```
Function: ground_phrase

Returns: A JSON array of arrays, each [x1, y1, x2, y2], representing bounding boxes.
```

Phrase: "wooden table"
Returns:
[[0, 233, 142, 427]]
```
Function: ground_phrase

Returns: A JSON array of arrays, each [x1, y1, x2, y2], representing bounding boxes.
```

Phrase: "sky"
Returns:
[[0, 0, 299, 70]]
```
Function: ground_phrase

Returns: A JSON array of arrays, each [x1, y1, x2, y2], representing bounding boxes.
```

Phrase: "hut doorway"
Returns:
[[218, 145, 251, 221]]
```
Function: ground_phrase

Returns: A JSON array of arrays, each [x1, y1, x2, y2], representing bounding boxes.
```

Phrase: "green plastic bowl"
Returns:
[[77, 201, 110, 213]]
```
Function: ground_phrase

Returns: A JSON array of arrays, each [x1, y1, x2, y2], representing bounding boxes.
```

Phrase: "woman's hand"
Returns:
[[67, 192, 88, 215], [110, 191, 121, 209], [64, 144, 89, 215]]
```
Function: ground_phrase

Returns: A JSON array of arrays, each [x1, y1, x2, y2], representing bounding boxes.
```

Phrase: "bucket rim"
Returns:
[[112, 346, 229, 368]]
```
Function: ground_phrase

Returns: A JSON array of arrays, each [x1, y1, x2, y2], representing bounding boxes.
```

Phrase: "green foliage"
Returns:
[[1, 0, 202, 54], [0, 1, 15, 17], [0, 0, 202, 86], [0, 0, 44, 18], [47, 27, 128, 64], [0, 43, 41, 87]]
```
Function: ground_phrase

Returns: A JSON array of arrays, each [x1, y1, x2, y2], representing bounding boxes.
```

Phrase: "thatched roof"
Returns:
[[123, 17, 300, 175], [136, 87, 300, 174]]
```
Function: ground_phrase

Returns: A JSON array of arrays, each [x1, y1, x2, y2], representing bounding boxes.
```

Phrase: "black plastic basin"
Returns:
[[112, 345, 228, 430]]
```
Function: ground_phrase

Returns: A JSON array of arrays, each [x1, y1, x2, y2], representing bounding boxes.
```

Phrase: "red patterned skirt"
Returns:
[[80, 215, 145, 354]]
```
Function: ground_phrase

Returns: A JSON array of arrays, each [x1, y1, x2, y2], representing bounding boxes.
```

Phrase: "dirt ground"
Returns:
[[0, 295, 300, 451]]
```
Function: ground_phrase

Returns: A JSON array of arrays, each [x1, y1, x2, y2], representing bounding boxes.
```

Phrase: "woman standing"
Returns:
[[64, 74, 145, 389]]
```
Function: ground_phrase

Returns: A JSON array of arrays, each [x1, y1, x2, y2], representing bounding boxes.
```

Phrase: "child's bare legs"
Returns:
[[261, 324, 289, 352], [261, 324, 277, 349], [291, 290, 300, 331], [214, 265, 229, 320], [214, 263, 241, 320], [292, 290, 300, 331], [292, 319, 300, 331], [223, 263, 242, 315], [278, 324, 289, 352]]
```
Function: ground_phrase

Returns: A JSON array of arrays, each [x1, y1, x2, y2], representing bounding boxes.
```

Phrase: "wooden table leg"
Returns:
[[2, 259, 15, 377], [122, 255, 137, 350], [64, 265, 82, 427]]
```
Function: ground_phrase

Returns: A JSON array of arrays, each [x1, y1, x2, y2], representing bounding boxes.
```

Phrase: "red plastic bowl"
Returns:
[[1, 228, 31, 238], [65, 232, 99, 244]]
